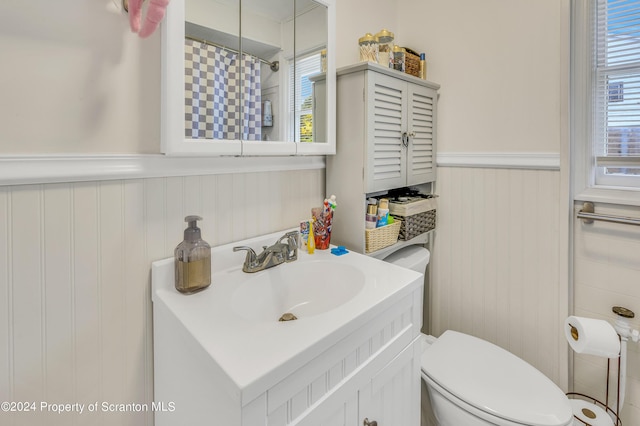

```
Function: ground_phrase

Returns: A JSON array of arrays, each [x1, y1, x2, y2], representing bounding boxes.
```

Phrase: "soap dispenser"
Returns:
[[175, 215, 211, 294]]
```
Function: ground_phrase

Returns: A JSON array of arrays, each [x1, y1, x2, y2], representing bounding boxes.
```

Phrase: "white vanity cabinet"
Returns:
[[241, 292, 421, 426], [151, 240, 424, 426], [290, 340, 420, 426], [153, 291, 422, 426]]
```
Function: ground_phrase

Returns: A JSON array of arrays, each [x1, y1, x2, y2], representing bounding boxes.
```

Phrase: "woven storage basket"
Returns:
[[365, 221, 401, 253], [389, 197, 437, 241], [391, 210, 436, 240], [404, 49, 420, 78]]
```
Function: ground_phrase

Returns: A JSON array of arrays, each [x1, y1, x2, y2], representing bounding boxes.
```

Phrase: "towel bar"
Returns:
[[577, 202, 640, 226]]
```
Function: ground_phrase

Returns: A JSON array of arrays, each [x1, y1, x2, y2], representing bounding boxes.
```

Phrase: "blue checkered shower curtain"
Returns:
[[184, 38, 262, 141]]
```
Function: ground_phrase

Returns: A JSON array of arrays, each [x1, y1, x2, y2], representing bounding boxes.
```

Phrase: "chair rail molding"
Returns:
[[437, 152, 560, 170], [0, 155, 326, 186]]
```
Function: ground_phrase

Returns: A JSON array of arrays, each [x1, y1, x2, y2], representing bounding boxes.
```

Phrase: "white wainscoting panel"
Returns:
[[437, 152, 561, 170], [573, 201, 640, 423], [0, 169, 325, 426], [431, 166, 568, 387]]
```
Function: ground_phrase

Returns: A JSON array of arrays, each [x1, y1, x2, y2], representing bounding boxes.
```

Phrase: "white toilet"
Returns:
[[382, 244, 431, 274], [383, 246, 574, 426], [421, 331, 574, 426]]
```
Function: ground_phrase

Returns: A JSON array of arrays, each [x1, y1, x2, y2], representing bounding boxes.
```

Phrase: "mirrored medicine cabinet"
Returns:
[[161, 0, 336, 156]]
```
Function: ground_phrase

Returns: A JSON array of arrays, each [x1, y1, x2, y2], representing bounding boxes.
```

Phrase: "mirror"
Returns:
[[161, 0, 335, 156], [184, 0, 241, 142]]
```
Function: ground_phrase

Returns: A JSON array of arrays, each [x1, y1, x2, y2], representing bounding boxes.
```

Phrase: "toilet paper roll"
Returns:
[[564, 316, 620, 358]]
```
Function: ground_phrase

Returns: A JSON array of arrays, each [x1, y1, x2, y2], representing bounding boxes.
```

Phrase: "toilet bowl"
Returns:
[[421, 330, 573, 426]]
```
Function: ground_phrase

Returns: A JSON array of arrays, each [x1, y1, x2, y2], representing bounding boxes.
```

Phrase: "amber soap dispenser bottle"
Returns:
[[175, 215, 211, 294]]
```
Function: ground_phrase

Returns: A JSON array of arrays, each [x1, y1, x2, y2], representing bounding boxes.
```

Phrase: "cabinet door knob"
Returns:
[[363, 418, 378, 426], [401, 132, 409, 147]]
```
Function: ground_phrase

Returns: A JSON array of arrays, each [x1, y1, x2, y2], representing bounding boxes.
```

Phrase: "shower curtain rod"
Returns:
[[577, 202, 640, 226], [185, 35, 280, 72]]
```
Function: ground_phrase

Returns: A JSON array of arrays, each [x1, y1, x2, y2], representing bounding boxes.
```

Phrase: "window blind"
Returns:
[[288, 52, 322, 142], [595, 0, 640, 177]]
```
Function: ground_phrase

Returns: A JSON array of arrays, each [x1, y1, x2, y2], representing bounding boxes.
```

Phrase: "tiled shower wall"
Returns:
[[0, 168, 324, 426]]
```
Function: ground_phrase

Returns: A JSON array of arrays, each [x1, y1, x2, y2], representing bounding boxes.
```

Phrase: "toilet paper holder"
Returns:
[[569, 324, 579, 341], [566, 306, 636, 426]]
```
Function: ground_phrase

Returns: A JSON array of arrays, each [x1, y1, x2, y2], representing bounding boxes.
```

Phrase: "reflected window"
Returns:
[[288, 51, 322, 142]]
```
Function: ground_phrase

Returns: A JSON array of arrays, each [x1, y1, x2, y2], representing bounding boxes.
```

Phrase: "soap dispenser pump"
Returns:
[[175, 215, 211, 294]]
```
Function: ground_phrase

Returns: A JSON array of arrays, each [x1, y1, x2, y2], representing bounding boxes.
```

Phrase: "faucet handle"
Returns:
[[279, 231, 298, 261], [233, 246, 258, 268], [283, 230, 299, 239]]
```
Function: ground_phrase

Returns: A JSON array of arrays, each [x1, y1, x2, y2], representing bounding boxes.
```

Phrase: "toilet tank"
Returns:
[[383, 245, 430, 273]]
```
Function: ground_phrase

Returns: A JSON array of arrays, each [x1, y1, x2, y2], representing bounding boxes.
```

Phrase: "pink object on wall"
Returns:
[[129, 0, 170, 38]]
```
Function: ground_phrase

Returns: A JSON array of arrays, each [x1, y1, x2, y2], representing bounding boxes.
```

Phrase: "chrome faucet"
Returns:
[[233, 231, 298, 273]]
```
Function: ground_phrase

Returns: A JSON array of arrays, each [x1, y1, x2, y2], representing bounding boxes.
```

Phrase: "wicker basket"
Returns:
[[404, 49, 420, 78], [392, 209, 436, 240], [365, 221, 401, 253], [389, 197, 437, 241]]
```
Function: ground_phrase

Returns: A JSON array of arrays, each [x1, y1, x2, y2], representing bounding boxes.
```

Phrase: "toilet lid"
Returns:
[[383, 245, 430, 273], [421, 330, 573, 426]]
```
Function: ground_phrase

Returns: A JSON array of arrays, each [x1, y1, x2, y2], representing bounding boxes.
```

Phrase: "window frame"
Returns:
[[572, 0, 640, 205], [287, 50, 323, 143]]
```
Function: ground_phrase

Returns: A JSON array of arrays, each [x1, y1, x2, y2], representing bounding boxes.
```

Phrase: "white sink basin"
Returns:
[[151, 228, 423, 395], [230, 260, 365, 321]]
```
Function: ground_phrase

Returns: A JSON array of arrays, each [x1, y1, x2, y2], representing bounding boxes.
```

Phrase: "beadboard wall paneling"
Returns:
[[573, 201, 640, 423], [0, 187, 10, 407], [431, 166, 567, 387], [0, 169, 325, 426]]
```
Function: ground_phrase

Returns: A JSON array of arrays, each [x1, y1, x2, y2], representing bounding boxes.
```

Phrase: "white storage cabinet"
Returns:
[[327, 62, 439, 254]]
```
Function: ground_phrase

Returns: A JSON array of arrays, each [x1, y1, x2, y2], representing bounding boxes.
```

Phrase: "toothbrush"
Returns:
[[328, 194, 337, 210], [307, 218, 315, 254]]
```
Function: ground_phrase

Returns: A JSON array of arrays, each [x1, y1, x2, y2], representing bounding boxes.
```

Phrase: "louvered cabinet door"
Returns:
[[406, 85, 437, 185], [365, 72, 408, 193]]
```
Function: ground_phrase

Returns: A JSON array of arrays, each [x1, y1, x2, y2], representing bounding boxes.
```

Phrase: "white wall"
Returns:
[[432, 167, 566, 384], [0, 0, 400, 154], [403, 2, 640, 423], [0, 171, 324, 426], [335, 0, 399, 68], [399, 0, 571, 391], [397, 0, 563, 154], [573, 202, 640, 423], [1, 0, 604, 424], [0, 1, 160, 154], [0, 1, 327, 425]]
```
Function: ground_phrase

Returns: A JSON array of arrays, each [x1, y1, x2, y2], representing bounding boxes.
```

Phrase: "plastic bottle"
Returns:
[[420, 53, 427, 79], [377, 198, 390, 227], [175, 215, 211, 294], [366, 203, 378, 229], [321, 49, 327, 72], [263, 100, 273, 127]]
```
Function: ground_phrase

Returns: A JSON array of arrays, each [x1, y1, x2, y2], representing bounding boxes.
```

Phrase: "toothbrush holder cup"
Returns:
[[312, 207, 333, 250]]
